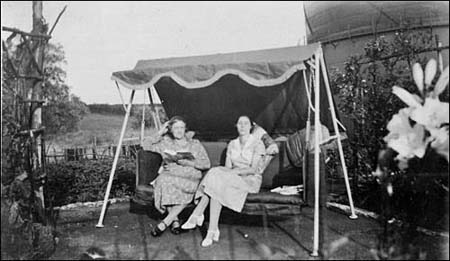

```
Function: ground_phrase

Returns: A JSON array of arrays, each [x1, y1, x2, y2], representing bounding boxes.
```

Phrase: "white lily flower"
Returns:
[[392, 86, 422, 108], [429, 126, 449, 162], [385, 110, 429, 160], [410, 98, 449, 130]]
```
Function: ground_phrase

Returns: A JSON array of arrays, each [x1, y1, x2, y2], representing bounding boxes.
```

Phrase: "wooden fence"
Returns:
[[45, 144, 141, 163]]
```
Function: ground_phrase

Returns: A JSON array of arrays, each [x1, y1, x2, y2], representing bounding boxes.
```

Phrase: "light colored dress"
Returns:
[[195, 134, 265, 212], [145, 135, 211, 213]]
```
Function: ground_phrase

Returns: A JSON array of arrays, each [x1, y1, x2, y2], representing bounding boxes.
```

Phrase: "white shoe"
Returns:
[[201, 230, 220, 247], [181, 214, 204, 230]]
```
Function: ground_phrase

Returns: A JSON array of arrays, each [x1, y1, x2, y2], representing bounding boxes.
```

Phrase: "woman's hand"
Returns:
[[158, 121, 170, 136], [231, 169, 248, 176], [266, 144, 279, 155], [176, 159, 195, 168]]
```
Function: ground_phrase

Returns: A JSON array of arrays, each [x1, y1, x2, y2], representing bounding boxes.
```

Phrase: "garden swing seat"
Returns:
[[102, 42, 357, 256]]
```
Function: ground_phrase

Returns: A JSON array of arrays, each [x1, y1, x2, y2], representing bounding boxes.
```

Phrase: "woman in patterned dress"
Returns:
[[181, 115, 266, 247], [144, 116, 211, 236]]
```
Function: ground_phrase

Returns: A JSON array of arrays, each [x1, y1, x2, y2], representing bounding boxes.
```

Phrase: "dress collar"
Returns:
[[237, 134, 256, 150]]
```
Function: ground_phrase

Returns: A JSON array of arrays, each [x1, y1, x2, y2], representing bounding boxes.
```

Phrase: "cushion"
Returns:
[[246, 189, 303, 205], [134, 185, 303, 206]]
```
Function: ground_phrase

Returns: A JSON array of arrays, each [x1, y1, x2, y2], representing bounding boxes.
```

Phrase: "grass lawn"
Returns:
[[46, 113, 156, 151]]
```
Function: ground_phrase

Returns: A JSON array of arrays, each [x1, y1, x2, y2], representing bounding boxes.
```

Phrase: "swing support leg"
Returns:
[[319, 51, 358, 220], [311, 51, 321, 257], [96, 90, 135, 228], [302, 70, 312, 203], [147, 86, 161, 129]]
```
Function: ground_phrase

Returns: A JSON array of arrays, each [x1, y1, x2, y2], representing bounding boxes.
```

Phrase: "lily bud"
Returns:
[[424, 59, 437, 86], [434, 66, 449, 97], [412, 63, 424, 95]]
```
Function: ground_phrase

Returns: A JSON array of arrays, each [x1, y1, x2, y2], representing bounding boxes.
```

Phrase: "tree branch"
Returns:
[[2, 26, 50, 39], [359, 45, 450, 65], [48, 6, 67, 36]]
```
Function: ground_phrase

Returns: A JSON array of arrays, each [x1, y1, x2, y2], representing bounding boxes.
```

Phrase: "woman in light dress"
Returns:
[[181, 115, 266, 247], [144, 116, 211, 237]]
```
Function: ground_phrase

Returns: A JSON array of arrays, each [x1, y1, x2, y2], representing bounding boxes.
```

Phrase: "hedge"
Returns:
[[45, 159, 136, 207]]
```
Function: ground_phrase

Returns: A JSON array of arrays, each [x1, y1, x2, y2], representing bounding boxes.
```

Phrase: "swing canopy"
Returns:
[[112, 43, 341, 140]]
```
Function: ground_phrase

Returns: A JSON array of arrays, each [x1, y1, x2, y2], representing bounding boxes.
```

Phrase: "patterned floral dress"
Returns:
[[144, 135, 211, 213]]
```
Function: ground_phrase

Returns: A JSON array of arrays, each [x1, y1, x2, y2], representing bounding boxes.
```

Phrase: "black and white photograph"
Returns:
[[1, 1, 449, 260]]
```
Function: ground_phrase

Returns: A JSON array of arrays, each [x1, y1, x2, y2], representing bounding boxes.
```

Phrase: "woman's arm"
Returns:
[[142, 133, 163, 151], [225, 142, 233, 168], [141, 121, 171, 151], [192, 140, 211, 170], [177, 140, 211, 170]]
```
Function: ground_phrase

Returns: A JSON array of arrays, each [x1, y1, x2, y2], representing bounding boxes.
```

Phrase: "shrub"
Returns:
[[45, 159, 136, 207], [328, 27, 449, 232]]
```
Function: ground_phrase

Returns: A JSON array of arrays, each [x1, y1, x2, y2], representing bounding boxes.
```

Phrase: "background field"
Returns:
[[46, 112, 156, 152]]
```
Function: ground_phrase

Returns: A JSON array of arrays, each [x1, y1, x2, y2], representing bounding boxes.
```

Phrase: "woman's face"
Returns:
[[171, 120, 186, 139], [236, 116, 252, 136]]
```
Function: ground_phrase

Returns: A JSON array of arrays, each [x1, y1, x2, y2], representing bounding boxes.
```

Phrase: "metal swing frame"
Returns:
[[95, 45, 358, 257]]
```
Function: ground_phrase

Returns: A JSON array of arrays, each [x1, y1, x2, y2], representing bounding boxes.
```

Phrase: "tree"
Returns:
[[41, 42, 89, 136], [2, 40, 88, 184]]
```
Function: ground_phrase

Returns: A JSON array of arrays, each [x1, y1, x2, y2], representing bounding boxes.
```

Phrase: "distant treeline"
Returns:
[[88, 104, 125, 115], [88, 104, 164, 116]]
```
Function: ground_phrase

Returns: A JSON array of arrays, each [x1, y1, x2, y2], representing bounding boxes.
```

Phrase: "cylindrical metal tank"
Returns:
[[304, 1, 449, 70]]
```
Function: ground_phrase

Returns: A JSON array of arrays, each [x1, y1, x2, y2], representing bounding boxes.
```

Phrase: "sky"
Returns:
[[2, 1, 306, 104]]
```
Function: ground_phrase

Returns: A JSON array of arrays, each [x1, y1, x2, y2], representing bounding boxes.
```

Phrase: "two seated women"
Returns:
[[143, 115, 278, 247]]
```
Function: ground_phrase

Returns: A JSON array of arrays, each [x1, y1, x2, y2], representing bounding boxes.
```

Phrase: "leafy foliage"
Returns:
[[131, 105, 168, 129], [41, 42, 90, 136], [330, 29, 436, 176], [45, 159, 136, 207], [2, 40, 88, 260], [328, 27, 447, 197]]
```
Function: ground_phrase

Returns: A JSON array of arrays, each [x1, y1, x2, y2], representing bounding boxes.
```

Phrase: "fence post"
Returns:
[[53, 147, 57, 163], [93, 146, 97, 160]]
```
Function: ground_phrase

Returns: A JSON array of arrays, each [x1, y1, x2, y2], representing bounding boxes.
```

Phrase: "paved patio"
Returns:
[[46, 199, 446, 260]]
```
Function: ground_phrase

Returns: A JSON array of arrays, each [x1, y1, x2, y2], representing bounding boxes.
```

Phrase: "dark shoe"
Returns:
[[170, 220, 182, 235], [151, 221, 168, 237]]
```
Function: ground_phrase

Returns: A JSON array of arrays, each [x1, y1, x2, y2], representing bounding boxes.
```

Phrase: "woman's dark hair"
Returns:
[[166, 116, 187, 138], [237, 115, 256, 133]]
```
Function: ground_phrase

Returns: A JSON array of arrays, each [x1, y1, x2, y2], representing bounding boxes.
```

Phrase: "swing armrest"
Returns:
[[136, 150, 162, 187]]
